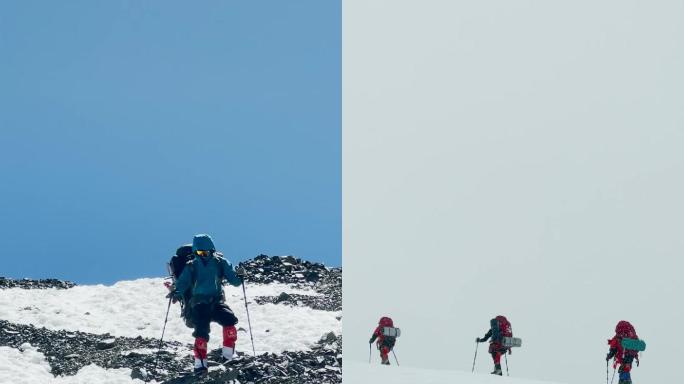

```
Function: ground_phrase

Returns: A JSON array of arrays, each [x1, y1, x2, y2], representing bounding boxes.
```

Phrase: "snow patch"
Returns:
[[0, 344, 144, 384]]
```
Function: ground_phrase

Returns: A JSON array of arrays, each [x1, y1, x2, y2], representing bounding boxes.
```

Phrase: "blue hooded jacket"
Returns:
[[174, 234, 242, 305]]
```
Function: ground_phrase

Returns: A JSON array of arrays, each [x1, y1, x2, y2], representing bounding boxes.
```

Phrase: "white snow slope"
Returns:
[[345, 361, 564, 384], [0, 279, 341, 381]]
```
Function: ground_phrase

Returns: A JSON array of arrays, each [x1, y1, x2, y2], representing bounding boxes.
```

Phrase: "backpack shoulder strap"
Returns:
[[213, 253, 228, 277], [186, 260, 197, 282]]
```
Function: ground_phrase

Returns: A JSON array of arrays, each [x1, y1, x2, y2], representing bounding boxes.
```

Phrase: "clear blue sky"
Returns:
[[0, 1, 340, 284]]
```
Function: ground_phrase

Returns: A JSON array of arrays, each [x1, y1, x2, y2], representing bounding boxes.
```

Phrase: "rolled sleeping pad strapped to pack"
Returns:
[[621, 338, 646, 352], [503, 337, 522, 348], [382, 327, 401, 337]]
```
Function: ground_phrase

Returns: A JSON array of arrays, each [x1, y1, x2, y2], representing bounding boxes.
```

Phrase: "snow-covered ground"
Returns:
[[0, 344, 144, 384], [0, 278, 340, 355], [344, 361, 564, 384]]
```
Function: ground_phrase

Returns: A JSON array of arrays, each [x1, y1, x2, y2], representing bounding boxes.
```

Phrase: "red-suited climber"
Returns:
[[369, 317, 397, 365], [170, 234, 246, 375], [606, 321, 640, 384], [477, 315, 513, 376]]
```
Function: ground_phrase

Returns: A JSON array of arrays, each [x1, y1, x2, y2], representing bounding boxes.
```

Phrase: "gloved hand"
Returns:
[[605, 353, 611, 362], [476, 338, 481, 343], [236, 267, 247, 280], [369, 338, 374, 344], [166, 291, 181, 303], [508, 348, 512, 355]]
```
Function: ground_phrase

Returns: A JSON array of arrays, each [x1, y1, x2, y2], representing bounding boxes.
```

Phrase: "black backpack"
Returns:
[[169, 244, 194, 279]]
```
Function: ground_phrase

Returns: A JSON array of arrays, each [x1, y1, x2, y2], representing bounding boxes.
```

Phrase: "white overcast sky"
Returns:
[[344, 1, 684, 383]]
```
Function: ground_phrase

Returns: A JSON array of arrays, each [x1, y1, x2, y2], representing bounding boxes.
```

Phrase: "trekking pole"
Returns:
[[471, 341, 479, 373], [241, 279, 257, 357], [505, 352, 509, 376], [392, 350, 400, 366], [606, 360, 609, 384], [610, 366, 617, 384], [368, 343, 372, 364], [153, 296, 173, 373]]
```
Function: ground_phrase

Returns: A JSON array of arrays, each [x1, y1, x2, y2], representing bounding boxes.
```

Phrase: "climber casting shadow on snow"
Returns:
[[167, 234, 247, 375]]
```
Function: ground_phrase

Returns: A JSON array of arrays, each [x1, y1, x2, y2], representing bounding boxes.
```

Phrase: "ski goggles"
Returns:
[[195, 250, 211, 256]]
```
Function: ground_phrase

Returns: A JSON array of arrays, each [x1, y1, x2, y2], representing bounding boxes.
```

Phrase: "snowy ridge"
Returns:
[[0, 256, 342, 383], [345, 361, 565, 384]]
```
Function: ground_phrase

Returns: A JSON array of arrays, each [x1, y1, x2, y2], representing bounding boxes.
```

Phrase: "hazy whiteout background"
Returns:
[[344, 1, 684, 383]]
